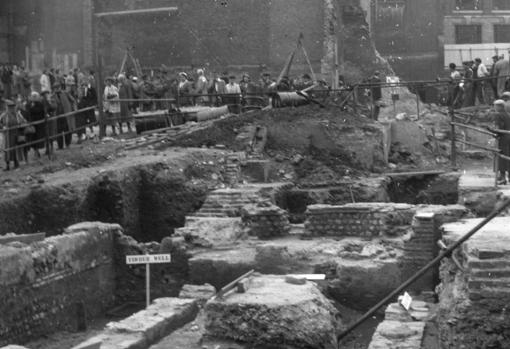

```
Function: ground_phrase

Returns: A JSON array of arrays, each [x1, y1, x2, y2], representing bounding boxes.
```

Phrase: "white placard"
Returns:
[[399, 292, 413, 311], [126, 254, 171, 265]]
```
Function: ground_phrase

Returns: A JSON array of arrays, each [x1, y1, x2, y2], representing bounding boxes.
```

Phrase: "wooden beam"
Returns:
[[95, 7, 178, 18], [383, 170, 447, 177]]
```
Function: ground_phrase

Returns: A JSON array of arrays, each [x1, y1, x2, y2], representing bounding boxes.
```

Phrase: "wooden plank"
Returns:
[[383, 170, 447, 177], [215, 270, 255, 299], [95, 7, 178, 18]]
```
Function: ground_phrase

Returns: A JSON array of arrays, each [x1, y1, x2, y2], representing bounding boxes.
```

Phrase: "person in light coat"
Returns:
[[103, 77, 120, 136]]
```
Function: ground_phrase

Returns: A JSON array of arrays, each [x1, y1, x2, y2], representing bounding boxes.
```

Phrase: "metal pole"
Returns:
[[146, 262, 150, 308], [337, 198, 510, 344], [450, 107, 457, 169]]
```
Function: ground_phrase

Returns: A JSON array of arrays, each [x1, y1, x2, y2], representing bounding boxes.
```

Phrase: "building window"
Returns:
[[455, 25, 482, 44], [493, 0, 510, 11], [455, 0, 482, 11], [495, 25, 510, 42]]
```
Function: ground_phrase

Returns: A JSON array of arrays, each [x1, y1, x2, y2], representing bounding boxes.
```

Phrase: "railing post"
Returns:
[[450, 106, 457, 169], [43, 101, 51, 159]]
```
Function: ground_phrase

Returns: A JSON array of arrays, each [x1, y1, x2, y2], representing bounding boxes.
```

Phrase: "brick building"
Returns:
[[2, 0, 390, 84], [3, 0, 338, 77], [443, 0, 510, 66]]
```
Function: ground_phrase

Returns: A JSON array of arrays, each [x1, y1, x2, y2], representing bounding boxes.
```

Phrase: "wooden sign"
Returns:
[[126, 254, 172, 307]]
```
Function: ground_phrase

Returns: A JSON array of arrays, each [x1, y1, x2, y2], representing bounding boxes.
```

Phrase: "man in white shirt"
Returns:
[[224, 75, 241, 111], [474, 58, 488, 104], [40, 70, 51, 93], [448, 63, 462, 108], [225, 75, 241, 94]]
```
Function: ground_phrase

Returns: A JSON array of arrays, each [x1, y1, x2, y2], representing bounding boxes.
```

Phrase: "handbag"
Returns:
[[24, 125, 36, 135]]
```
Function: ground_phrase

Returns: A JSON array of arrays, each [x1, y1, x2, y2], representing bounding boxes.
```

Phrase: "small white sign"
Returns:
[[398, 292, 413, 311], [126, 254, 171, 265], [287, 274, 326, 280]]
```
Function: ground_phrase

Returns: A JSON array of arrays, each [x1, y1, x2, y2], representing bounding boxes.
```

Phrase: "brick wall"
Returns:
[[438, 217, 510, 348], [304, 203, 416, 237], [0, 222, 120, 345], [401, 205, 470, 291]]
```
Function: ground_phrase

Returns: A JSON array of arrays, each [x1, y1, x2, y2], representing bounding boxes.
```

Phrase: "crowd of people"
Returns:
[[0, 65, 97, 170], [446, 52, 510, 184], [447, 53, 510, 109], [0, 63, 327, 171]]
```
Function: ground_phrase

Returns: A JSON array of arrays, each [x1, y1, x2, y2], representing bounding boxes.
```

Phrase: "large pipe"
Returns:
[[272, 92, 309, 108], [337, 198, 510, 345], [196, 105, 230, 122]]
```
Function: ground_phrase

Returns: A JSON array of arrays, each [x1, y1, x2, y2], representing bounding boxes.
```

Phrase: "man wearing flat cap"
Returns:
[[490, 99, 510, 184]]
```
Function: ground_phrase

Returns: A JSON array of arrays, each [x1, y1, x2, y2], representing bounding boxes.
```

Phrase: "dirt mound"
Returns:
[[174, 105, 388, 184]]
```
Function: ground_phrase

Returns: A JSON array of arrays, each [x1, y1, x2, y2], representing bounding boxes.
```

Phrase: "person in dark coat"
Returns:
[[41, 90, 57, 155], [0, 100, 23, 170], [53, 83, 76, 149], [369, 71, 383, 121], [490, 99, 510, 184], [117, 74, 133, 134], [77, 81, 97, 142], [26, 91, 46, 157]]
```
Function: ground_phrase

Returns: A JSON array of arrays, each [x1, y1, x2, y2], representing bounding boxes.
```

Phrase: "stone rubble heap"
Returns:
[[241, 201, 291, 239]]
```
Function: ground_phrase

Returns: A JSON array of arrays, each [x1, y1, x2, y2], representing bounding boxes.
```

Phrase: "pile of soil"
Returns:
[[175, 105, 385, 185]]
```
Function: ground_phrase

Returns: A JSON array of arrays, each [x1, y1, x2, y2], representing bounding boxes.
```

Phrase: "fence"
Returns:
[[0, 106, 97, 160], [449, 106, 510, 187]]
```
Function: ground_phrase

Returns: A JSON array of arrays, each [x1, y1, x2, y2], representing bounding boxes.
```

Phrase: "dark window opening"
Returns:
[[495, 25, 510, 43], [455, 25, 482, 44], [493, 0, 510, 10], [455, 0, 482, 11]]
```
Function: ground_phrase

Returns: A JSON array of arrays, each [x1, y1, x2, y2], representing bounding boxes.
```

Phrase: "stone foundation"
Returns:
[[367, 301, 435, 349], [304, 203, 416, 237], [204, 274, 340, 349], [0, 222, 120, 346]]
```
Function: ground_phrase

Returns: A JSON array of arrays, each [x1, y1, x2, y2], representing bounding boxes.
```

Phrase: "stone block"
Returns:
[[368, 321, 425, 349], [204, 275, 339, 349], [178, 284, 216, 305]]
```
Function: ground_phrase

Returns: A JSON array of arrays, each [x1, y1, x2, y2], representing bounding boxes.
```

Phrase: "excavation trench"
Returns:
[[0, 156, 468, 349]]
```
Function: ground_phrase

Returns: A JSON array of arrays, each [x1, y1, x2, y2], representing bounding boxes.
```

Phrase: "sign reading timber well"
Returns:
[[126, 254, 171, 265], [126, 254, 172, 307]]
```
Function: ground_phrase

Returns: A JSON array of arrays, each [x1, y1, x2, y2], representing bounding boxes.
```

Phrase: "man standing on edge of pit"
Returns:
[[490, 99, 510, 185], [369, 71, 382, 121]]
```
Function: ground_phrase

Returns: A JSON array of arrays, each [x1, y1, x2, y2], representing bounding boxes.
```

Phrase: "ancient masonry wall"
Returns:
[[402, 205, 470, 292], [0, 223, 121, 346], [437, 217, 510, 348], [304, 203, 416, 237]]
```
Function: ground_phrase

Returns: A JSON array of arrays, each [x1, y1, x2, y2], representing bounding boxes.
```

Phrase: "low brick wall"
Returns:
[[0, 222, 121, 346], [241, 203, 291, 239], [304, 203, 416, 237], [73, 298, 199, 349]]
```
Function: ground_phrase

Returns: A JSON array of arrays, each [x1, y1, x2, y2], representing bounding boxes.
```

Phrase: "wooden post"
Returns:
[[494, 153, 499, 188], [416, 85, 420, 119], [146, 260, 150, 308], [43, 101, 51, 159], [92, 8, 106, 139], [450, 107, 457, 169]]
